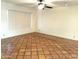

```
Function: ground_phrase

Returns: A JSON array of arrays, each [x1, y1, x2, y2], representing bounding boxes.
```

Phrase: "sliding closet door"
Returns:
[[8, 10, 31, 35]]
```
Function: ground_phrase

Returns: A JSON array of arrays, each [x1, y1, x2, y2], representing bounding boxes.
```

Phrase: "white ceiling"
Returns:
[[2, 0, 78, 8]]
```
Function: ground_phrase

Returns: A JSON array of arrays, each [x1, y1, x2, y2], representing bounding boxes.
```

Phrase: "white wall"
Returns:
[[1, 2, 37, 38], [1, 1, 77, 40], [37, 6, 78, 40]]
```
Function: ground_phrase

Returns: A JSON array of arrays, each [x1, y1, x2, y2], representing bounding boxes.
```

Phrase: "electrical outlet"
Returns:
[[73, 36, 75, 38], [3, 34, 5, 36], [38, 29, 40, 31]]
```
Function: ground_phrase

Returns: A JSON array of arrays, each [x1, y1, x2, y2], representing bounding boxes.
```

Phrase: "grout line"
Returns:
[[8, 37, 20, 59], [23, 37, 28, 59], [1, 33, 77, 59], [55, 39, 76, 58], [47, 38, 61, 59], [16, 37, 25, 59], [35, 37, 39, 59]]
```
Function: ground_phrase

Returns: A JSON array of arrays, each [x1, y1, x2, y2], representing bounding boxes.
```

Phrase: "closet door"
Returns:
[[8, 10, 31, 34]]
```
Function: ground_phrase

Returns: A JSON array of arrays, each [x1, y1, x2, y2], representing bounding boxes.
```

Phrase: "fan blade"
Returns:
[[45, 5, 53, 8], [38, 3, 43, 5], [38, 0, 43, 2]]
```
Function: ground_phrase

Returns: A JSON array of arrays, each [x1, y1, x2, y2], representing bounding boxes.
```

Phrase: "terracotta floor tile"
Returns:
[[16, 56, 23, 59], [32, 51, 37, 55], [52, 54, 60, 59], [45, 54, 53, 59], [19, 48, 25, 52], [11, 52, 18, 56], [10, 55, 17, 59], [26, 49, 31, 52], [71, 54, 77, 58], [1, 55, 10, 59], [38, 51, 44, 55], [25, 51, 31, 55], [18, 52, 25, 56], [39, 55, 45, 59], [37, 48, 43, 51], [32, 55, 38, 59], [1, 32, 78, 59], [62, 50, 68, 54], [43, 51, 50, 55], [24, 55, 31, 59], [32, 48, 37, 51]]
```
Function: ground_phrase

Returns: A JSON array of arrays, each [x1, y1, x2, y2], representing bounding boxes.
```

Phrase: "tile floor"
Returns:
[[1, 32, 78, 59]]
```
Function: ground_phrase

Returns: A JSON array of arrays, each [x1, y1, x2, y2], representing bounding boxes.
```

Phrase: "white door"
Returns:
[[8, 10, 31, 35]]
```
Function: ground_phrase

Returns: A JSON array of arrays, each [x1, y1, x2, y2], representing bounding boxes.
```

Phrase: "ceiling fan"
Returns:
[[37, 0, 53, 9], [3, 0, 77, 10]]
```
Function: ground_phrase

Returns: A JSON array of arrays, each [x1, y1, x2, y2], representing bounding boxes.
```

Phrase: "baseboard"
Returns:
[[2, 32, 77, 41], [1, 31, 34, 39], [36, 32, 77, 41]]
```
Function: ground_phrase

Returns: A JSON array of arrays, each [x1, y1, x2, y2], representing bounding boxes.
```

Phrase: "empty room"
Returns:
[[1, 0, 78, 59]]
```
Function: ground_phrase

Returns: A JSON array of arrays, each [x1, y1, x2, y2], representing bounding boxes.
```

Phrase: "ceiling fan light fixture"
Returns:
[[38, 4, 45, 10]]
